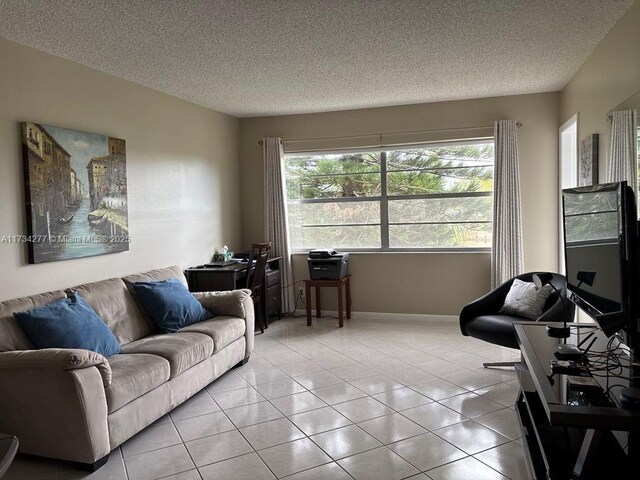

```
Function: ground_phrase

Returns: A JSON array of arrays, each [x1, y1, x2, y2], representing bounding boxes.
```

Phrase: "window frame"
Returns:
[[285, 138, 494, 253]]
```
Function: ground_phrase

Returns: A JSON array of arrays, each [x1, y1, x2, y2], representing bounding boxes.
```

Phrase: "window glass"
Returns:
[[284, 140, 494, 250]]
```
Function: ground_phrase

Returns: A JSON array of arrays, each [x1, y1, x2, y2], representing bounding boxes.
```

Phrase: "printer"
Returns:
[[308, 249, 350, 280]]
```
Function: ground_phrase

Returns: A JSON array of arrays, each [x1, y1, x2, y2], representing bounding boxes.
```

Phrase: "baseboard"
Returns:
[[292, 310, 458, 323]]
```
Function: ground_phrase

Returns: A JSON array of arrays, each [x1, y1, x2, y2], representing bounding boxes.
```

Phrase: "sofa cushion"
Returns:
[[122, 265, 189, 288], [122, 332, 213, 378], [71, 278, 153, 345], [463, 314, 521, 350], [0, 290, 66, 352], [105, 354, 170, 413], [130, 279, 212, 333], [179, 316, 246, 353], [13, 293, 122, 357]]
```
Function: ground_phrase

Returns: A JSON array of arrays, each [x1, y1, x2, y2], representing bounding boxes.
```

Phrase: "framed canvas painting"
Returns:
[[578, 134, 599, 186], [21, 123, 129, 263]]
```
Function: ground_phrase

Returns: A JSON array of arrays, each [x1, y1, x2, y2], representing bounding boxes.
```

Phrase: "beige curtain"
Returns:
[[263, 137, 295, 314], [492, 120, 524, 288], [607, 110, 638, 195]]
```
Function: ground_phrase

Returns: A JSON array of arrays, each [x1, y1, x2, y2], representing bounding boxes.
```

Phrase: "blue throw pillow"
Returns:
[[131, 278, 212, 333], [14, 293, 122, 357]]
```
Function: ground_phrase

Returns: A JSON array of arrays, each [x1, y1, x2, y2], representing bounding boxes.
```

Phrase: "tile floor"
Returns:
[[5, 316, 530, 480]]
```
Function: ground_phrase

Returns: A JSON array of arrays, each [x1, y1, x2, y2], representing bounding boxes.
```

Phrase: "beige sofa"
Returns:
[[0, 266, 254, 470]]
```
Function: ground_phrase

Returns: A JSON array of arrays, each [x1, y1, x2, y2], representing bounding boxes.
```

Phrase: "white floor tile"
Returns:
[[10, 319, 532, 480]]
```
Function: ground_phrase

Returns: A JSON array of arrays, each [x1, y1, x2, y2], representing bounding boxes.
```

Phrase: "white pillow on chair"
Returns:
[[499, 278, 553, 320]]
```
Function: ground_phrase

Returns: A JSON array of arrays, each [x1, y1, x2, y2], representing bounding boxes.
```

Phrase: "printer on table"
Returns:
[[308, 249, 350, 280]]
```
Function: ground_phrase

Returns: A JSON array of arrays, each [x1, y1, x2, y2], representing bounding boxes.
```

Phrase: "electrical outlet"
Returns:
[[297, 287, 305, 298]]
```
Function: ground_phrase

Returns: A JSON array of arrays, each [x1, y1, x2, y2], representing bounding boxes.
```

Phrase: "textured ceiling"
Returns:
[[0, 0, 634, 117]]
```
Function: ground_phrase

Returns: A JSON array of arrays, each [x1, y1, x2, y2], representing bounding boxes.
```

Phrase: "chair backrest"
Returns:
[[245, 242, 271, 296]]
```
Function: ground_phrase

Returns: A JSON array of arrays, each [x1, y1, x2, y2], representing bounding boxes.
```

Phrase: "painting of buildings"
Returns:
[[21, 123, 129, 263]]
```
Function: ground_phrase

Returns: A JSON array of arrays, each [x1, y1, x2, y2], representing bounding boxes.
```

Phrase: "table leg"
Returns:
[[316, 286, 321, 318], [305, 282, 312, 326], [262, 289, 268, 330], [337, 281, 344, 328], [345, 277, 351, 319], [572, 429, 601, 479]]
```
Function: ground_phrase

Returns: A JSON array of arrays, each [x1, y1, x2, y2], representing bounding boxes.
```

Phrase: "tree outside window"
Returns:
[[284, 140, 494, 251]]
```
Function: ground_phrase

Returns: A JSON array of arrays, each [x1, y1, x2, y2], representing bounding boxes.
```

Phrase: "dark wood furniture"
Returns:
[[304, 275, 351, 328], [514, 321, 639, 479], [185, 256, 282, 330], [0, 434, 18, 478], [186, 263, 247, 292], [244, 243, 271, 334], [264, 259, 282, 323]]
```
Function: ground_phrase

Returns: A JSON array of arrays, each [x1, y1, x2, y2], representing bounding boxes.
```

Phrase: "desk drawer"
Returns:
[[266, 270, 281, 288]]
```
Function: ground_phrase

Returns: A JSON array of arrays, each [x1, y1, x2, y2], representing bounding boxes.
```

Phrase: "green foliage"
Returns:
[[285, 143, 495, 249], [285, 152, 381, 199]]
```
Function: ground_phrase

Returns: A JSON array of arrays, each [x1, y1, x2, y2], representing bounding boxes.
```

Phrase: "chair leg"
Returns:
[[483, 361, 518, 369], [257, 299, 265, 334]]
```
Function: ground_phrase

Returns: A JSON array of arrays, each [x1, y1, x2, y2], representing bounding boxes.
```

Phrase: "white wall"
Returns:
[[561, 0, 640, 175], [0, 38, 241, 301], [239, 92, 560, 315]]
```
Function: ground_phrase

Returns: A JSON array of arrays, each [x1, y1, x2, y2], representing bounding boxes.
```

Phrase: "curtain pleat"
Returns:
[[491, 120, 524, 289], [263, 137, 295, 314], [607, 110, 638, 195]]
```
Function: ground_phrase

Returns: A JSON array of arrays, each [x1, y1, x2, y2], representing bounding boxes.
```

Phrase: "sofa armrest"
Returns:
[[193, 289, 251, 316], [193, 289, 254, 358], [0, 348, 112, 387], [0, 359, 110, 464]]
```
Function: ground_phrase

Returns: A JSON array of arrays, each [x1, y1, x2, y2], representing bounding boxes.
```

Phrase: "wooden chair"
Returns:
[[245, 242, 271, 334]]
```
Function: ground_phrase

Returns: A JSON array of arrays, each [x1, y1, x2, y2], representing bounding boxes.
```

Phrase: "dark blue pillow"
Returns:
[[131, 278, 212, 333], [14, 293, 122, 357]]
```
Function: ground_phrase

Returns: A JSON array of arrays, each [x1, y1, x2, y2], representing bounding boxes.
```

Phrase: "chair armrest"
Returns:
[[193, 289, 255, 358], [0, 349, 112, 387], [459, 281, 514, 336]]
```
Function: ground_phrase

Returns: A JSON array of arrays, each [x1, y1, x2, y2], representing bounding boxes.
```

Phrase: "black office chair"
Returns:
[[459, 272, 574, 368], [245, 242, 271, 334]]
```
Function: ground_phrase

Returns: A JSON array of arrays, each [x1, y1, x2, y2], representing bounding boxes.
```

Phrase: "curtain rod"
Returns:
[[257, 122, 522, 145], [607, 87, 640, 120], [258, 138, 283, 146], [607, 109, 639, 122]]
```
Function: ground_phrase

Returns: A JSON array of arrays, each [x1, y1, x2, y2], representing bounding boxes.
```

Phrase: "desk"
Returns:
[[514, 322, 639, 479], [185, 257, 282, 327], [305, 275, 351, 328]]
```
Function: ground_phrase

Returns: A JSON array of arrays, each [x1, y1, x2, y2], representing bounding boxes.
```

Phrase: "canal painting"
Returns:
[[21, 123, 129, 263]]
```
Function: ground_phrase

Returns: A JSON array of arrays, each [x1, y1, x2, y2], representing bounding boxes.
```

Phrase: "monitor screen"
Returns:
[[562, 182, 634, 336]]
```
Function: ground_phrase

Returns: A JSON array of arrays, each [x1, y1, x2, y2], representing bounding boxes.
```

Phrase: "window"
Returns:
[[284, 139, 494, 251], [559, 114, 578, 272], [637, 126, 640, 198]]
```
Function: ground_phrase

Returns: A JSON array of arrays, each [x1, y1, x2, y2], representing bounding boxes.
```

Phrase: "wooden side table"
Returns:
[[0, 434, 18, 478], [304, 275, 351, 328]]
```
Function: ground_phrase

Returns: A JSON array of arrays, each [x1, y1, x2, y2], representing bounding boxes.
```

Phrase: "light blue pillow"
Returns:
[[14, 293, 122, 357], [131, 278, 213, 333]]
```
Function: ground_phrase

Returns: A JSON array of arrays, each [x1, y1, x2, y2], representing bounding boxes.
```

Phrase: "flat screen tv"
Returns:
[[562, 181, 638, 338]]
